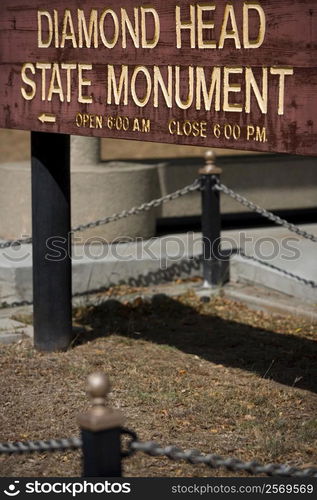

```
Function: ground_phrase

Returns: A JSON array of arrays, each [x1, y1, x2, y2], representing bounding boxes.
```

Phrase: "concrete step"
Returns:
[[0, 224, 316, 305]]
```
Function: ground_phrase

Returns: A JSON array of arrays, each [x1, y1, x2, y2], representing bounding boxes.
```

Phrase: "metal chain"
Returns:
[[2, 178, 315, 244], [0, 299, 33, 309], [72, 180, 201, 233], [0, 437, 82, 455], [214, 180, 317, 243], [237, 250, 317, 289], [0, 180, 200, 249], [2, 434, 317, 478], [0, 236, 32, 250], [1, 177, 316, 307], [130, 440, 317, 478]]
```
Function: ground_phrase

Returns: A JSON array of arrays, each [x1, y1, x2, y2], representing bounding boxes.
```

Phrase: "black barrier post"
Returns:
[[78, 373, 124, 477], [199, 151, 224, 288], [31, 131, 73, 352]]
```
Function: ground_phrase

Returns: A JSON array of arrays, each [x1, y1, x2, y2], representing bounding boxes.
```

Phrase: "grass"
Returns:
[[0, 288, 316, 477]]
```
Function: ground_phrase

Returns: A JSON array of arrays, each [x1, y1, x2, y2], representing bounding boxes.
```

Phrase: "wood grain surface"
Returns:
[[0, 0, 317, 156]]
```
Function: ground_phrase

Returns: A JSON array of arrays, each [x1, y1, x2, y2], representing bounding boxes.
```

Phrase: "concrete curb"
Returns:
[[0, 225, 316, 346], [224, 283, 317, 322], [1, 225, 317, 305], [0, 318, 33, 344]]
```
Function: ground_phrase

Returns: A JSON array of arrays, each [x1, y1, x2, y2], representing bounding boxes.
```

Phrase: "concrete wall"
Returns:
[[0, 136, 160, 241]]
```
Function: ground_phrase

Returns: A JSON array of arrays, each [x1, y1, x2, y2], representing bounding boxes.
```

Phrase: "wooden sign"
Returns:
[[1, 0, 317, 155]]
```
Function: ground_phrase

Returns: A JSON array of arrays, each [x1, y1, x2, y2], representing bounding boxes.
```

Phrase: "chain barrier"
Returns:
[[0, 180, 200, 250], [0, 180, 200, 309], [72, 179, 201, 234], [1, 178, 315, 246], [0, 300, 33, 309], [0, 236, 32, 251], [129, 440, 317, 478], [0, 437, 82, 455], [1, 434, 317, 478], [0, 176, 316, 308], [214, 179, 317, 243]]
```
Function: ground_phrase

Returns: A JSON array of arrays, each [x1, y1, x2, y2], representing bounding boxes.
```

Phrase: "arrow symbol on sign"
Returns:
[[38, 113, 56, 124]]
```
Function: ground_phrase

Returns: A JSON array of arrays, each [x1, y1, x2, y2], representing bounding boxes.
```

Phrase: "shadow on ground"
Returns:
[[75, 294, 317, 394]]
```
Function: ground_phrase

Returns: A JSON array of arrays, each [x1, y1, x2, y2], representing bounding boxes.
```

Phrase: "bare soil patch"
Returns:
[[1, 290, 316, 477]]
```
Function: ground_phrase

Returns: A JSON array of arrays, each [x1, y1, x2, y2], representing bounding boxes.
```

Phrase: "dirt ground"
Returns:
[[0, 288, 316, 477]]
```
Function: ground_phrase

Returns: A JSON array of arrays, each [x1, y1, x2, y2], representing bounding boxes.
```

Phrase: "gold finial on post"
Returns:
[[87, 372, 111, 404], [199, 150, 222, 175], [78, 373, 125, 432]]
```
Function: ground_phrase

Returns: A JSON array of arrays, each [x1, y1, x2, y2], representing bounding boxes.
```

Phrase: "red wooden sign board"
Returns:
[[1, 0, 317, 155]]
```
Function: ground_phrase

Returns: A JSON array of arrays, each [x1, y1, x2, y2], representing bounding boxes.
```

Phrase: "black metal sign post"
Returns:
[[31, 131, 73, 352]]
